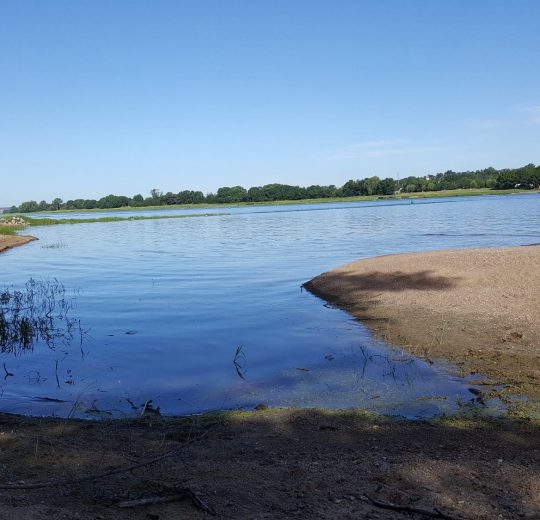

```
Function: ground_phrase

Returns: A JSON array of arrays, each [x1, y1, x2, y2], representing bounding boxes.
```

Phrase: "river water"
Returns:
[[1, 194, 539, 418]]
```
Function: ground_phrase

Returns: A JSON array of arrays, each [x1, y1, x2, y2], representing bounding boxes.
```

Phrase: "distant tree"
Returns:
[[375, 178, 396, 195], [215, 186, 247, 203], [342, 179, 366, 196], [19, 200, 39, 212], [97, 194, 130, 209], [495, 164, 539, 189], [64, 199, 88, 210], [364, 176, 381, 195], [50, 198, 63, 211], [131, 194, 145, 207]]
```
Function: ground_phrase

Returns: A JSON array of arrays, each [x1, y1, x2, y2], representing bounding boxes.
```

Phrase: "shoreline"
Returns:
[[305, 245, 540, 411], [0, 234, 37, 253], [6, 187, 534, 216]]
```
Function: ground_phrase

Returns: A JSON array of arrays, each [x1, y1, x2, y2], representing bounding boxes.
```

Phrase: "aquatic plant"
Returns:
[[40, 242, 68, 249], [0, 278, 81, 355], [233, 345, 247, 380]]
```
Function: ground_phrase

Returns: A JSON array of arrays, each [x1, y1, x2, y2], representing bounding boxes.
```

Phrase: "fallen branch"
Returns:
[[119, 494, 184, 507], [0, 448, 177, 490], [362, 493, 459, 520], [119, 487, 216, 515], [0, 425, 213, 492]]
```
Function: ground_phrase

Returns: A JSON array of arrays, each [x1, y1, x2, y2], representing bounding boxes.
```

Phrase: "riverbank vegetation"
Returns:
[[7, 163, 539, 213], [0, 213, 225, 232], [0, 217, 26, 235]]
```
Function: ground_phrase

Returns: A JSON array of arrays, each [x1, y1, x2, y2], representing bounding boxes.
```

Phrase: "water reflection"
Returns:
[[0, 279, 83, 355]]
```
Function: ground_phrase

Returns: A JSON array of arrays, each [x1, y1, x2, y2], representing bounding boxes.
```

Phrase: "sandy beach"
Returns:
[[305, 245, 540, 406], [0, 234, 37, 253]]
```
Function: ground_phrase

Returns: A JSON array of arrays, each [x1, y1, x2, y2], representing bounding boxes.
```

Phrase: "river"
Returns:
[[1, 193, 538, 418]]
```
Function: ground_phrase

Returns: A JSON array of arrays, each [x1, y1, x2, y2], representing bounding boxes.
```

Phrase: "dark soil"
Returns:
[[1, 409, 539, 519]]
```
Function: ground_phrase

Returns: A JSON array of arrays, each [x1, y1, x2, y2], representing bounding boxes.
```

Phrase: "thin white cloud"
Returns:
[[326, 140, 446, 161]]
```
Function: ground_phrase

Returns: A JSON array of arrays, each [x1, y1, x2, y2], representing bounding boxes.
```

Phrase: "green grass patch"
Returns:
[[20, 212, 227, 228], [0, 225, 23, 236], [395, 188, 523, 199]]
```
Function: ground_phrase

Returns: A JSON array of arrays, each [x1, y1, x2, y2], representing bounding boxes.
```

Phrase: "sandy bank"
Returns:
[[0, 234, 37, 253], [305, 246, 540, 406]]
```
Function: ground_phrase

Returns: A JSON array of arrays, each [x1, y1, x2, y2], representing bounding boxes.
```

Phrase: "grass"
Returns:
[[16, 212, 227, 228], [210, 406, 383, 421], [8, 187, 534, 217], [189, 405, 535, 430], [0, 225, 21, 236]]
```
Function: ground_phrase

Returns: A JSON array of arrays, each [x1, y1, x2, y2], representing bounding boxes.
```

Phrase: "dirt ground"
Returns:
[[0, 409, 539, 520], [305, 245, 540, 409], [0, 235, 37, 254]]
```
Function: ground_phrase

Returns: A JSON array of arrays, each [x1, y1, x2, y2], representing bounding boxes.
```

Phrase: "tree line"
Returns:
[[8, 163, 540, 213]]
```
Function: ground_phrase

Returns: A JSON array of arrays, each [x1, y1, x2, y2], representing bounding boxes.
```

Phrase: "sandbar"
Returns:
[[305, 245, 540, 404], [0, 234, 37, 253]]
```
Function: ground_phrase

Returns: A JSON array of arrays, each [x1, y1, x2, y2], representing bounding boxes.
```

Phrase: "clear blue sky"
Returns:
[[1, 0, 540, 206]]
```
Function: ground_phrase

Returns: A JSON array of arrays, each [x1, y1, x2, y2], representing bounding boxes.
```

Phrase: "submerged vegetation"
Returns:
[[7, 163, 539, 213], [0, 279, 81, 355]]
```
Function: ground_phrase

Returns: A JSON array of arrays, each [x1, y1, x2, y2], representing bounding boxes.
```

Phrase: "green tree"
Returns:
[[19, 200, 39, 212], [131, 194, 145, 206], [215, 186, 247, 203], [51, 198, 63, 211], [375, 178, 396, 195]]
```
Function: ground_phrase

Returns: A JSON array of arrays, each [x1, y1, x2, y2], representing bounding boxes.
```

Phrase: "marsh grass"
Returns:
[[0, 225, 22, 236], [40, 242, 68, 249], [0, 278, 81, 355], [19, 212, 227, 228]]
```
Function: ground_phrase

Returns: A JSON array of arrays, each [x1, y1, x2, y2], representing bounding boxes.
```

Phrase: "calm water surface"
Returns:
[[1, 194, 539, 418]]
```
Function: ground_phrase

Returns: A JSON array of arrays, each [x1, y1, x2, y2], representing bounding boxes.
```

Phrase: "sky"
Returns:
[[1, 0, 540, 206]]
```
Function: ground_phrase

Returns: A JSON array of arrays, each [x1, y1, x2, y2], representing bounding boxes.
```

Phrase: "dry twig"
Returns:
[[362, 493, 460, 520], [0, 448, 178, 490], [118, 486, 216, 515]]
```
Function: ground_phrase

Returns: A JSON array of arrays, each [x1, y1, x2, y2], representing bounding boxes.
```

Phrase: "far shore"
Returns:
[[305, 245, 540, 411], [5, 187, 534, 216]]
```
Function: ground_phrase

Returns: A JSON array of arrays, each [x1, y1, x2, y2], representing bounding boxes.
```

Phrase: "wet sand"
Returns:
[[305, 245, 540, 406], [0, 234, 37, 253]]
